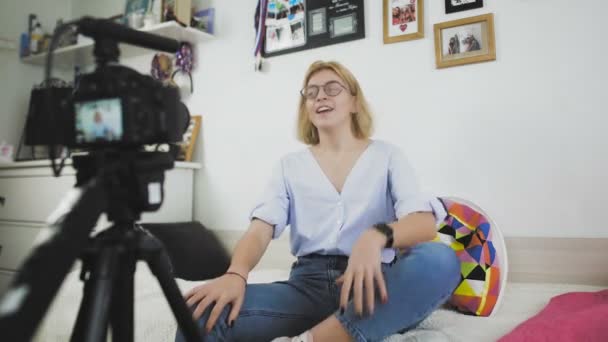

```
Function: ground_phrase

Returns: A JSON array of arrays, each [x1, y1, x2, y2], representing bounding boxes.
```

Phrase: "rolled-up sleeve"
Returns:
[[388, 147, 447, 225], [249, 159, 290, 238]]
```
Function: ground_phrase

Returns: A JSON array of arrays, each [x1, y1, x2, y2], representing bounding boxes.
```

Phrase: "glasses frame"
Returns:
[[300, 81, 350, 100]]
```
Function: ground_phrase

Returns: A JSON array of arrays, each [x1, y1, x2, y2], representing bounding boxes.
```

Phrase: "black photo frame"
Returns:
[[445, 0, 483, 14], [262, 0, 365, 58]]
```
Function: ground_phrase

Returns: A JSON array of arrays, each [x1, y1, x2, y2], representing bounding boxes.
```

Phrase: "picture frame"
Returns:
[[124, 0, 150, 28], [191, 7, 215, 34], [125, 0, 150, 17], [264, 0, 307, 55], [176, 115, 201, 162], [445, 0, 483, 14], [434, 13, 496, 69], [383, 0, 424, 44], [161, 0, 176, 23], [161, 0, 191, 25]]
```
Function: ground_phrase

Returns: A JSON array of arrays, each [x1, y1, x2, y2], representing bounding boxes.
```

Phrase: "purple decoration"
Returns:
[[175, 42, 194, 74]]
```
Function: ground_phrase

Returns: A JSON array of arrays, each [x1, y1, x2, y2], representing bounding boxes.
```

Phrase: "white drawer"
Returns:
[[0, 222, 43, 271], [0, 175, 76, 222]]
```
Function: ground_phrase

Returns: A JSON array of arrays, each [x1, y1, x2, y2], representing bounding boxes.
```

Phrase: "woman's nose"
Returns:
[[315, 89, 328, 100]]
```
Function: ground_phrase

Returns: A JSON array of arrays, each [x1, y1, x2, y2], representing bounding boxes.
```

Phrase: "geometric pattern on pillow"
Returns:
[[433, 197, 503, 317]]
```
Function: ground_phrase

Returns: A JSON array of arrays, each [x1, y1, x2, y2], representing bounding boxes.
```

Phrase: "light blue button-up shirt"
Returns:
[[250, 140, 446, 263]]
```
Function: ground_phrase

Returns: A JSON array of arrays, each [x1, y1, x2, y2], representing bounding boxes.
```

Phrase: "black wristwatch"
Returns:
[[373, 223, 394, 248]]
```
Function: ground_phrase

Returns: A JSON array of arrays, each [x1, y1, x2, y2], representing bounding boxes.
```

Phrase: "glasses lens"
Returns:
[[303, 86, 319, 99], [325, 82, 344, 96]]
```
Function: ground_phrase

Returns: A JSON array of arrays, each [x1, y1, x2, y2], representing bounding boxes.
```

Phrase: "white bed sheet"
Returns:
[[33, 265, 605, 342]]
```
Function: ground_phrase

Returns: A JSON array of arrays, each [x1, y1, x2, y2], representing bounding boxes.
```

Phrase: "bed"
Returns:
[[33, 264, 605, 342]]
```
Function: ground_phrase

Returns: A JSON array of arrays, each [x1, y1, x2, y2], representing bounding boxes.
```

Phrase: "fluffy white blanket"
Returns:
[[33, 265, 604, 342]]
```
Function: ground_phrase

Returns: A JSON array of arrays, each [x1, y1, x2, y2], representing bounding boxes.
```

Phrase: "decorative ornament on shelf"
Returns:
[[151, 53, 173, 82], [171, 42, 194, 96]]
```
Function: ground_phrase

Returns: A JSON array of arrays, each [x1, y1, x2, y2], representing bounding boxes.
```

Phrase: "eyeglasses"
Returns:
[[300, 81, 349, 100]]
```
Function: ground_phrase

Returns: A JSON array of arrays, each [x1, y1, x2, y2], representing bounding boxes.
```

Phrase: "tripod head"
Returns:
[[72, 151, 174, 224]]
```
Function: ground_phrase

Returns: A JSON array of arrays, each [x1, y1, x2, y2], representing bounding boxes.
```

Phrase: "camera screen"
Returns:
[[74, 98, 124, 144]]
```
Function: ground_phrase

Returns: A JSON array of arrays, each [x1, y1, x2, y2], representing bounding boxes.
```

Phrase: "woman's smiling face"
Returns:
[[304, 69, 357, 132]]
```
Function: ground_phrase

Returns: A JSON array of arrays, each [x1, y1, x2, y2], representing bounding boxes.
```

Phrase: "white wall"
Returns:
[[190, 0, 607, 238], [0, 0, 72, 151], [5, 0, 608, 238]]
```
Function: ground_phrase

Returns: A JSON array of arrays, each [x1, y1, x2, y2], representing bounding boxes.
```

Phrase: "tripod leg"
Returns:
[[70, 245, 120, 342], [110, 249, 136, 342], [138, 232, 203, 342]]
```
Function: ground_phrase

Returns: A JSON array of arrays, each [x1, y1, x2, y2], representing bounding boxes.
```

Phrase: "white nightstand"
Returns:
[[0, 159, 200, 294]]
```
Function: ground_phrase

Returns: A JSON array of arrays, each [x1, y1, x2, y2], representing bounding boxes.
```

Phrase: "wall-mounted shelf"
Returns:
[[20, 21, 213, 69]]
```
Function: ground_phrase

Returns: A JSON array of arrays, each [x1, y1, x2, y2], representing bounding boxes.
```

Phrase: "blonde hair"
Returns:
[[296, 60, 374, 145]]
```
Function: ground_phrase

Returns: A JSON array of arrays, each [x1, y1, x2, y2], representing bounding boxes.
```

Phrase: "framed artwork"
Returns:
[[162, 0, 191, 25], [124, 0, 150, 27], [125, 0, 150, 17], [434, 13, 496, 69], [191, 7, 215, 34], [445, 0, 483, 14], [261, 0, 365, 58], [161, 0, 177, 22], [176, 115, 201, 162], [383, 0, 424, 44], [264, 0, 307, 54]]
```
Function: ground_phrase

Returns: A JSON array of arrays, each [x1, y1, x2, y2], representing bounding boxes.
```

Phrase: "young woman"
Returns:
[[176, 61, 460, 342]]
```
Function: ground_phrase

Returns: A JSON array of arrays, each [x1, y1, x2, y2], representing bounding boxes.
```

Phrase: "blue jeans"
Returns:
[[175, 242, 460, 342]]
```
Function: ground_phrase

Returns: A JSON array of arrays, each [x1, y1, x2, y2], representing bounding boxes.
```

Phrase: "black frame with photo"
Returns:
[[262, 0, 365, 58], [445, 0, 483, 14]]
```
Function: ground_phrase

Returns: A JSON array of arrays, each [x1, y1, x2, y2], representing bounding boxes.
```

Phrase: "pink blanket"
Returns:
[[499, 289, 608, 341]]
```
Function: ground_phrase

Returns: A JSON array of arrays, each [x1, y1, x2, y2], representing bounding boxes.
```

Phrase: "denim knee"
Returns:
[[175, 304, 231, 342], [398, 242, 461, 291]]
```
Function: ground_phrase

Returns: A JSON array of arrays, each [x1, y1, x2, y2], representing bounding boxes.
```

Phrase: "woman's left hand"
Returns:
[[337, 229, 389, 316]]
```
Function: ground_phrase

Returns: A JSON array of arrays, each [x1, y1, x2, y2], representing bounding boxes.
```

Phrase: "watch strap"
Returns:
[[373, 223, 394, 248]]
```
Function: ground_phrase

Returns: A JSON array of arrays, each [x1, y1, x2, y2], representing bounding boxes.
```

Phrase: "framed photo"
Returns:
[[176, 115, 201, 162], [125, 0, 150, 17], [124, 0, 150, 27], [434, 13, 496, 69], [264, 0, 307, 54], [161, 0, 176, 22], [162, 0, 191, 25], [445, 0, 483, 14], [383, 0, 424, 44], [191, 7, 215, 34]]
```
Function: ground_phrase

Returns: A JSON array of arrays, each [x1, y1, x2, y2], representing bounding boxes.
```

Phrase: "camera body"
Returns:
[[25, 65, 187, 149]]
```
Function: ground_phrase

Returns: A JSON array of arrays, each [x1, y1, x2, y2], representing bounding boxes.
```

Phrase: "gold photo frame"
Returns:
[[434, 13, 496, 69], [383, 0, 424, 44], [177, 115, 201, 162]]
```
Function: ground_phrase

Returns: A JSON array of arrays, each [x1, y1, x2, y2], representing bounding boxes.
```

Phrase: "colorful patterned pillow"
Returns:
[[433, 197, 508, 317]]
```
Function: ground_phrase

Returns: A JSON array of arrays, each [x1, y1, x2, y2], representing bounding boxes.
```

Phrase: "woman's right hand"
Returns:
[[183, 272, 247, 332]]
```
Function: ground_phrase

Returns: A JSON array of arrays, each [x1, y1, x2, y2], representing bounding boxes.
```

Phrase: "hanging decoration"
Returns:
[[151, 53, 174, 82], [171, 42, 194, 94], [254, 0, 268, 71]]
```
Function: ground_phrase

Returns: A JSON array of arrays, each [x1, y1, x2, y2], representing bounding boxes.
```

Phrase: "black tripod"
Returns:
[[70, 221, 200, 342], [0, 152, 210, 341]]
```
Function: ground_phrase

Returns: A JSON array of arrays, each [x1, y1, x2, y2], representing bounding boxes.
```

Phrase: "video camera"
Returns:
[[24, 17, 189, 150]]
